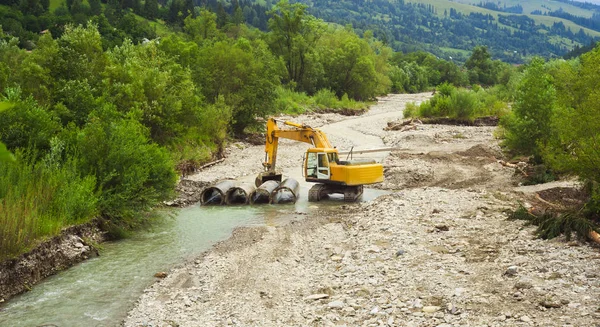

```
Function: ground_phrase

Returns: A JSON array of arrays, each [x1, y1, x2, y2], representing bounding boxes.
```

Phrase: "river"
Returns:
[[0, 185, 387, 326]]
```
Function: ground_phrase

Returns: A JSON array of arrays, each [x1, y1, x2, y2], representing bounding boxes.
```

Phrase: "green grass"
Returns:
[[406, 0, 600, 38], [0, 153, 98, 261], [404, 83, 509, 121], [439, 47, 471, 55], [273, 87, 369, 115], [454, 0, 594, 18], [133, 14, 172, 36]]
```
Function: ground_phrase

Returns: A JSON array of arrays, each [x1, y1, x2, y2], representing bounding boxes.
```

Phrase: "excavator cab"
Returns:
[[304, 148, 338, 180]]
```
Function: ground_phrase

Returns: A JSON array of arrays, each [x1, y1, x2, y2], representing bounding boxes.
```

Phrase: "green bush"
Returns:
[[76, 107, 177, 229], [0, 88, 61, 153], [500, 57, 556, 160], [273, 86, 311, 114], [403, 102, 418, 118], [450, 90, 479, 120], [543, 47, 600, 217], [411, 85, 508, 121], [313, 88, 337, 109]]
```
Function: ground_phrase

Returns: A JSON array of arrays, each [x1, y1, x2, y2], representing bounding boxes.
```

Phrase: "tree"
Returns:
[[544, 46, 600, 213], [195, 38, 281, 134], [89, 0, 102, 15], [144, 0, 158, 20], [184, 9, 219, 43], [465, 45, 498, 85], [0, 102, 15, 162], [501, 57, 556, 160], [318, 27, 383, 100], [267, 0, 325, 92]]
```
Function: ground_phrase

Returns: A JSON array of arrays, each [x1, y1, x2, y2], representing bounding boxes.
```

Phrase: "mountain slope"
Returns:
[[294, 0, 599, 63]]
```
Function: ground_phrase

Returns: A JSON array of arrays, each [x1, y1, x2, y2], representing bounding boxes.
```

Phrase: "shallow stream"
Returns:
[[0, 185, 387, 327]]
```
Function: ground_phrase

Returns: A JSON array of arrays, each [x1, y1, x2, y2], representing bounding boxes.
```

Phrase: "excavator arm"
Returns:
[[262, 118, 332, 173]]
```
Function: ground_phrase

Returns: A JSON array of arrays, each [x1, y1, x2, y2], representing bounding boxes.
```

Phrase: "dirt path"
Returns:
[[124, 94, 600, 327]]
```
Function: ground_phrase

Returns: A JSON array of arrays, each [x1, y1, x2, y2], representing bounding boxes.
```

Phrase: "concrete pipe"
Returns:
[[200, 180, 237, 205], [271, 178, 300, 204], [250, 180, 280, 204], [225, 183, 256, 205]]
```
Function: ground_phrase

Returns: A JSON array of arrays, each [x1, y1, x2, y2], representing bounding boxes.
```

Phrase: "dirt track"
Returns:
[[124, 94, 600, 327]]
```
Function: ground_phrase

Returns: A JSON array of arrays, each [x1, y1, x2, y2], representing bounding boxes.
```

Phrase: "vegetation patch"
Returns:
[[508, 204, 599, 242], [404, 83, 509, 122]]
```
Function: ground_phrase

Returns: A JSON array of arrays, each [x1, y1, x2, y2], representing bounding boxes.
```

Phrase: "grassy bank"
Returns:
[[0, 154, 97, 261], [404, 83, 509, 121], [273, 87, 370, 115]]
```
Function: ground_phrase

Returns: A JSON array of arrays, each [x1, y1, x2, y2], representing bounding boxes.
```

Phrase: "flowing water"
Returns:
[[0, 185, 387, 327]]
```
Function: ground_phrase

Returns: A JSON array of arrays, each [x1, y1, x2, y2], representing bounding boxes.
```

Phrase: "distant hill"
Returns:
[[289, 0, 600, 63]]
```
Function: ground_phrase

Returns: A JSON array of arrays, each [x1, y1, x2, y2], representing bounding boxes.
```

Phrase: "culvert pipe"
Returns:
[[200, 180, 236, 205], [225, 183, 256, 205], [271, 178, 300, 204], [250, 180, 280, 204]]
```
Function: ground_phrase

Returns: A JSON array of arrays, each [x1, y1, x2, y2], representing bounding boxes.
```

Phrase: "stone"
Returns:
[[520, 315, 532, 323], [342, 307, 355, 315], [327, 300, 345, 309], [504, 266, 518, 276], [370, 307, 379, 315], [454, 287, 465, 297], [395, 250, 406, 257], [367, 245, 381, 253], [515, 279, 533, 290], [423, 306, 441, 313], [305, 294, 330, 301], [540, 300, 562, 308]]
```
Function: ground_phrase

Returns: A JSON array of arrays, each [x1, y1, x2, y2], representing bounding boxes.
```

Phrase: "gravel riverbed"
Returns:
[[124, 93, 600, 327]]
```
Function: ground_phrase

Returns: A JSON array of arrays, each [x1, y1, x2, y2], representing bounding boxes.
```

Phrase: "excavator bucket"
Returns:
[[255, 172, 283, 187]]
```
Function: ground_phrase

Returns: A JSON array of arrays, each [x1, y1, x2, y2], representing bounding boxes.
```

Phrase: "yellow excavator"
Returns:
[[256, 118, 384, 202]]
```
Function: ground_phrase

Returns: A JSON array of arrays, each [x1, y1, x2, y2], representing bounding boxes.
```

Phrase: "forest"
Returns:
[[0, 0, 599, 260], [295, 0, 598, 63]]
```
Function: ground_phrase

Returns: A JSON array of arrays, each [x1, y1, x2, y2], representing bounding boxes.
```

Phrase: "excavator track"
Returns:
[[308, 184, 326, 202], [344, 185, 363, 202], [309, 184, 363, 202]]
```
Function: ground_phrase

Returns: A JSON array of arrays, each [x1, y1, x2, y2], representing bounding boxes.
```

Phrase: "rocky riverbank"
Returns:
[[0, 221, 105, 302], [124, 93, 600, 326]]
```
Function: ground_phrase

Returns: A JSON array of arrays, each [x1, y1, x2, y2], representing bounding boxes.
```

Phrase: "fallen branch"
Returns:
[[198, 158, 225, 171], [534, 193, 566, 210]]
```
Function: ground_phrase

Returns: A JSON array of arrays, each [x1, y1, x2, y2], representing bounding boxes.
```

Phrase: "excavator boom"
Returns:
[[262, 118, 332, 173]]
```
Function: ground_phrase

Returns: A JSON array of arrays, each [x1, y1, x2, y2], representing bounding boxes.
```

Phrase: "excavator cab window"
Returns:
[[306, 152, 318, 178], [317, 153, 330, 179], [328, 152, 339, 164]]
